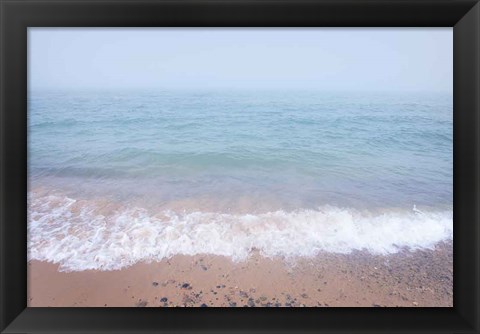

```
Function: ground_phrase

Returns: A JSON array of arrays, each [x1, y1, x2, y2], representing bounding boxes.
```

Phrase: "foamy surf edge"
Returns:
[[28, 194, 453, 272]]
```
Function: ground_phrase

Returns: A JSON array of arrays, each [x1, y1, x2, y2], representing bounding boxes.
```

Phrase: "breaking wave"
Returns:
[[28, 193, 453, 272]]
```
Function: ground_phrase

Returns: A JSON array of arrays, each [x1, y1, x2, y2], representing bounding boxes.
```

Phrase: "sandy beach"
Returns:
[[28, 242, 452, 307]]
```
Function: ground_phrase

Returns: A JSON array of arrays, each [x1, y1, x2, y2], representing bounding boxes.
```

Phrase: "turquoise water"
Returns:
[[28, 90, 453, 270], [29, 89, 452, 209]]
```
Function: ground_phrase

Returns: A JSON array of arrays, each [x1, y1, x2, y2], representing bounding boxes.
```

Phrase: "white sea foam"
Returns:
[[28, 194, 453, 272]]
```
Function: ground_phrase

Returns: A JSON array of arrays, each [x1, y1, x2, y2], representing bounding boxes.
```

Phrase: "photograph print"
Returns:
[[27, 28, 453, 307]]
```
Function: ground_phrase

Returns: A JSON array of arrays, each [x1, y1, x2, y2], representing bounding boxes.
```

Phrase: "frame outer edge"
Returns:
[[473, 4, 480, 333], [1, 1, 29, 332], [1, 0, 480, 333], [1, 0, 5, 331], [454, 1, 480, 332]]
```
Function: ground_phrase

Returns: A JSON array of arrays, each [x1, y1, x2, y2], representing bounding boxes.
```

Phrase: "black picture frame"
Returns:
[[1, 0, 479, 333]]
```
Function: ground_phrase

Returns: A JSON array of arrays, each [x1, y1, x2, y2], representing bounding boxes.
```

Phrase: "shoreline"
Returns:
[[28, 242, 452, 307], [28, 187, 453, 272]]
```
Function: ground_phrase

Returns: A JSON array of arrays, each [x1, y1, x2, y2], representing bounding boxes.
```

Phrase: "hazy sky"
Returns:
[[29, 28, 452, 92]]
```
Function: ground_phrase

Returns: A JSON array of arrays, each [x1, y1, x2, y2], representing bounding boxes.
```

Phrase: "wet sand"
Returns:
[[28, 242, 452, 307]]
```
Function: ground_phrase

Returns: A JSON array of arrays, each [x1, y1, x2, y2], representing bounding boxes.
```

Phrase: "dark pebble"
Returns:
[[181, 283, 190, 289], [160, 297, 168, 302], [200, 303, 208, 307], [152, 282, 159, 287]]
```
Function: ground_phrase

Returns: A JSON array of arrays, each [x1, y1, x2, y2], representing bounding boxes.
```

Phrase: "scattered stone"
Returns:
[[152, 282, 159, 287], [181, 283, 190, 289], [160, 297, 168, 302], [136, 300, 148, 307], [413, 302, 419, 306], [260, 296, 267, 301], [182, 295, 195, 304]]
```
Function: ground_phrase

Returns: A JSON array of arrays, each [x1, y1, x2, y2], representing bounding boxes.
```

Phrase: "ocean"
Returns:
[[28, 89, 453, 271]]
